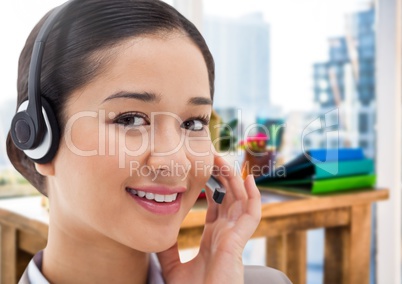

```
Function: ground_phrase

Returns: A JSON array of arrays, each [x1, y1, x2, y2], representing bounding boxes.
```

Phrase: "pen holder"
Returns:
[[241, 149, 276, 180]]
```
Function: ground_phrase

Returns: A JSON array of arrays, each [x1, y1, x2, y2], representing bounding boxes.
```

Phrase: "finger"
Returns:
[[214, 155, 248, 201], [244, 174, 261, 199], [229, 176, 262, 244], [157, 242, 181, 276], [225, 175, 261, 222], [244, 175, 262, 219]]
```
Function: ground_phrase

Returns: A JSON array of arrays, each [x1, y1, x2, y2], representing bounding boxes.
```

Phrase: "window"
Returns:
[[359, 113, 369, 134], [359, 139, 368, 149], [202, 1, 377, 282]]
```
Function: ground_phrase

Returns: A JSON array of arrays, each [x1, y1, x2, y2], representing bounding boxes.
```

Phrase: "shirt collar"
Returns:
[[27, 251, 49, 284]]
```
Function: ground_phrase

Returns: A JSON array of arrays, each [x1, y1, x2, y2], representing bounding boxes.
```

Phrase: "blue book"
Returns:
[[285, 148, 364, 169]]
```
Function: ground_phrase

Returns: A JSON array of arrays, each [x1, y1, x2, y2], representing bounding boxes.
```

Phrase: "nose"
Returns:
[[145, 126, 191, 179]]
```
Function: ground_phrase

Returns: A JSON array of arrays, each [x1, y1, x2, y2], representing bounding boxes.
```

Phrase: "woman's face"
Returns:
[[47, 33, 213, 252]]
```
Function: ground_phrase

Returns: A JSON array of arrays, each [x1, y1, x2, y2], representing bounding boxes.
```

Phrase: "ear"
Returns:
[[35, 162, 55, 176]]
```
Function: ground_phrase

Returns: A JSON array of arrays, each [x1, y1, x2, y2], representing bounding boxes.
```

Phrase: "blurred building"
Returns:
[[203, 13, 270, 137], [310, 7, 376, 158]]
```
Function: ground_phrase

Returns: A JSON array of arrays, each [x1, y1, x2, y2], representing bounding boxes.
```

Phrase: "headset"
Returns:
[[10, 0, 75, 164]]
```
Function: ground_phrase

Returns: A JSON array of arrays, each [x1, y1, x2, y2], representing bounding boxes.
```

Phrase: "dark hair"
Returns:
[[6, 0, 215, 196]]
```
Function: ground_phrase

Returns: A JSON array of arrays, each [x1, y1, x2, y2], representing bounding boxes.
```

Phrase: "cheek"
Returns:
[[55, 119, 129, 208], [188, 135, 214, 173], [187, 141, 214, 192], [186, 131, 213, 156], [65, 115, 101, 153], [53, 144, 139, 242]]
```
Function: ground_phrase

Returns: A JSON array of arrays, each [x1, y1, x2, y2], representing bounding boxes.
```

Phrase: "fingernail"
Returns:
[[247, 174, 255, 182]]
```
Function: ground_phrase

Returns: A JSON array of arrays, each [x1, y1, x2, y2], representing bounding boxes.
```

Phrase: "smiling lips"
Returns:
[[126, 188, 178, 203], [125, 186, 185, 214]]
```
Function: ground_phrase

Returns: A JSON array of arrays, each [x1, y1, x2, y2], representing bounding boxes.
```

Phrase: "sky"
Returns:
[[0, 0, 372, 114]]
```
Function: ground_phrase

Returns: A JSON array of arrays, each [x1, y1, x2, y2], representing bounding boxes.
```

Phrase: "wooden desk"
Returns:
[[0, 189, 388, 284]]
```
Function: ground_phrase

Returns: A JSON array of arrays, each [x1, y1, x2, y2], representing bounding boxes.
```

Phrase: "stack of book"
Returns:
[[255, 148, 376, 194]]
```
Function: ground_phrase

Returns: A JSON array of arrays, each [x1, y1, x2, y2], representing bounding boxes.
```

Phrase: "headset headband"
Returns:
[[10, 0, 75, 163], [27, 0, 74, 145]]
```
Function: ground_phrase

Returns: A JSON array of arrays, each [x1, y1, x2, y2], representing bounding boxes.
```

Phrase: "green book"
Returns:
[[256, 159, 374, 182], [257, 174, 376, 194]]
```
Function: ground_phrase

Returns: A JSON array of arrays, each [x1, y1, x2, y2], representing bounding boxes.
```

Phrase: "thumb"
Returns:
[[157, 242, 181, 276]]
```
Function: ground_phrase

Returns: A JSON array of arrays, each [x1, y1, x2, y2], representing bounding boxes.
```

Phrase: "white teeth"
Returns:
[[145, 193, 155, 200], [171, 193, 178, 201], [154, 194, 165, 202], [128, 188, 179, 203], [164, 195, 173, 202]]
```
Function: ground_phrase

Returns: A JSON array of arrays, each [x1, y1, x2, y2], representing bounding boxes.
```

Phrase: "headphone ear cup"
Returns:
[[33, 97, 60, 164], [15, 98, 60, 164], [10, 108, 37, 150]]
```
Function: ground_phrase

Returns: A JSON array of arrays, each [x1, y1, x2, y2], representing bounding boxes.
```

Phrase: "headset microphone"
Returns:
[[10, 0, 74, 164]]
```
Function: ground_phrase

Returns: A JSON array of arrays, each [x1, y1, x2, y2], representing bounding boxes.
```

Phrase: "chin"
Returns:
[[139, 235, 178, 253], [124, 226, 180, 253]]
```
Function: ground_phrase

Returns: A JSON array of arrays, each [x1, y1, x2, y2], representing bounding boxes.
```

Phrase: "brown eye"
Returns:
[[114, 112, 149, 127], [182, 120, 203, 131], [181, 116, 209, 131]]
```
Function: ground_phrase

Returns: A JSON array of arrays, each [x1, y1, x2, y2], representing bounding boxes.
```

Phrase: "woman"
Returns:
[[7, 0, 291, 283]]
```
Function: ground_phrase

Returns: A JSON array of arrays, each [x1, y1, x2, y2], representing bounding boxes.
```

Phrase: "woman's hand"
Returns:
[[157, 155, 262, 284]]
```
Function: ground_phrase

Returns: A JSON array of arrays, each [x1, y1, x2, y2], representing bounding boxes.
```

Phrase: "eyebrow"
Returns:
[[102, 91, 213, 105], [102, 91, 162, 104], [187, 97, 213, 106]]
